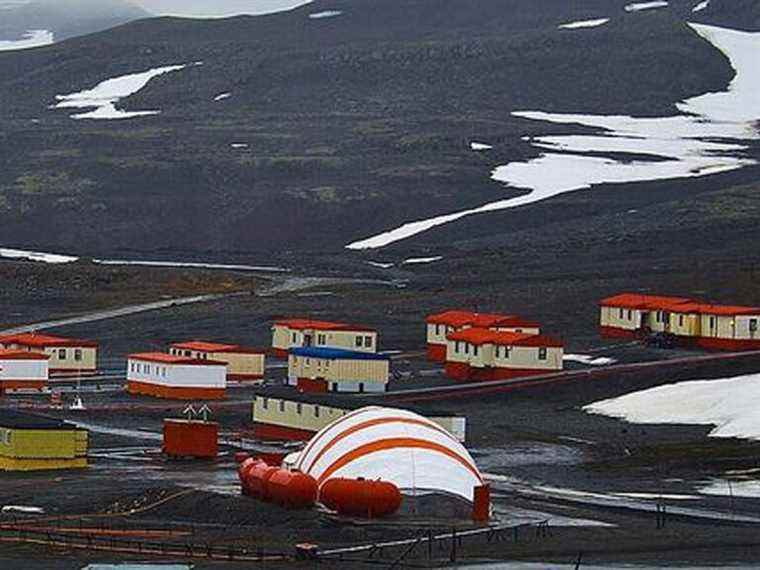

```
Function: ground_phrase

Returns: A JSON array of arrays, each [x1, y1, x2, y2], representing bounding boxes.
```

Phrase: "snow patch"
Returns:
[[345, 24, 760, 250], [563, 354, 617, 366], [0, 29, 53, 51], [613, 492, 699, 500], [692, 0, 710, 11], [309, 10, 342, 19], [402, 256, 443, 265], [367, 261, 395, 269], [585, 373, 760, 441], [214, 92, 232, 101], [470, 142, 493, 151], [231, 143, 249, 149], [0, 247, 78, 264], [625, 1, 668, 11], [558, 18, 610, 30], [52, 63, 197, 120], [700, 480, 760, 498], [1, 505, 45, 514]]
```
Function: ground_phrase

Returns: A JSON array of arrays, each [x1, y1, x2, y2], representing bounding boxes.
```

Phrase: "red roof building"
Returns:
[[169, 341, 266, 382], [0, 333, 98, 377], [0, 350, 50, 393], [127, 352, 227, 400], [271, 319, 378, 358], [443, 327, 563, 382], [599, 293, 760, 350], [426, 310, 541, 362]]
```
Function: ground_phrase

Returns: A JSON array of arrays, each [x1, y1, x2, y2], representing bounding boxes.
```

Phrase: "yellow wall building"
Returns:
[[0, 411, 88, 471], [251, 395, 467, 443], [0, 332, 98, 377], [169, 341, 265, 380], [271, 319, 378, 357]]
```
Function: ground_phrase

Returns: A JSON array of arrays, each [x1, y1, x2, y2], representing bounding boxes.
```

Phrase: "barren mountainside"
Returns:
[[0, 0, 758, 259]]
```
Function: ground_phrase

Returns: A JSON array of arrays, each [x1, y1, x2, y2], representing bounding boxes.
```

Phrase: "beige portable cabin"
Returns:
[[0, 333, 98, 377], [426, 310, 540, 362], [287, 347, 390, 393], [251, 394, 467, 443], [271, 319, 378, 357], [696, 305, 760, 350], [444, 328, 563, 382], [598, 294, 694, 338], [169, 341, 265, 381]]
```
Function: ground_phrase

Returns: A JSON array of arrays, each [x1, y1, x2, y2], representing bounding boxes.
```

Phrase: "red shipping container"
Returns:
[[163, 419, 219, 459]]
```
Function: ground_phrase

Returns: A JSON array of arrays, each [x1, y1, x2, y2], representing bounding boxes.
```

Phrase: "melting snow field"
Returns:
[[0, 247, 78, 264], [559, 18, 611, 30], [52, 63, 197, 120], [0, 29, 53, 51], [584, 373, 760, 440], [625, 1, 669, 11], [346, 24, 760, 250]]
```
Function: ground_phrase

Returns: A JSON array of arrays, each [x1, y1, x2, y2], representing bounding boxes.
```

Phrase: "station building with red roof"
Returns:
[[443, 328, 563, 382], [426, 310, 540, 362], [599, 293, 760, 350], [126, 352, 227, 400], [271, 318, 378, 358], [0, 350, 50, 394], [169, 341, 265, 381], [0, 333, 98, 377]]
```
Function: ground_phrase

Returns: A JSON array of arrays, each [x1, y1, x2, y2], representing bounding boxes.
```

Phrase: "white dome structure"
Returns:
[[292, 406, 483, 503]]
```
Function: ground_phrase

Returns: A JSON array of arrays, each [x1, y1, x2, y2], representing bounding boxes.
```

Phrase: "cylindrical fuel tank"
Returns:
[[319, 478, 402, 518], [266, 469, 318, 509], [238, 458, 278, 499]]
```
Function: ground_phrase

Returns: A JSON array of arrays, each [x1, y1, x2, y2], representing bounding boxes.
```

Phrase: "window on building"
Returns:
[[679, 315, 684, 327], [58, 348, 67, 360], [473, 345, 479, 356], [455, 341, 461, 353], [750, 319, 758, 333], [297, 403, 302, 415], [279, 400, 285, 412], [628, 310, 633, 320], [136, 363, 141, 373], [710, 316, 716, 329], [436, 324, 441, 335], [305, 358, 310, 367], [262, 397, 268, 409], [184, 350, 190, 357], [314, 406, 320, 418], [318, 334, 326, 345], [355, 336, 362, 347], [74, 349, 82, 361], [364, 336, 373, 348], [359, 382, 365, 393], [619, 308, 624, 319], [292, 332, 298, 343], [538, 347, 547, 360], [504, 346, 511, 359], [331, 382, 338, 392], [145, 365, 151, 375]]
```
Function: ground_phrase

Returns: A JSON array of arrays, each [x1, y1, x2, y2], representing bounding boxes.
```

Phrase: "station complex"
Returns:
[[599, 293, 760, 350]]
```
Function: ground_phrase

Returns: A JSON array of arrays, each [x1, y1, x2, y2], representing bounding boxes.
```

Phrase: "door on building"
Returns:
[[639, 312, 650, 333]]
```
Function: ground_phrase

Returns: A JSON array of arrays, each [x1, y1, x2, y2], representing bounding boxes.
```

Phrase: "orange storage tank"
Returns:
[[319, 478, 402, 518], [239, 459, 279, 499], [266, 469, 318, 509]]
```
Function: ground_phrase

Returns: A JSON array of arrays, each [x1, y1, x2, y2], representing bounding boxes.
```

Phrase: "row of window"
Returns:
[[452, 342, 547, 360], [169, 348, 199, 357], [129, 362, 168, 377], [46, 348, 83, 361], [293, 357, 332, 368], [433, 324, 454, 336], [289, 332, 374, 348], [261, 397, 322, 417]]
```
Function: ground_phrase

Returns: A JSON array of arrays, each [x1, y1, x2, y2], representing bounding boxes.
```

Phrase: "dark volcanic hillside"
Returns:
[[0, 0, 757, 258]]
